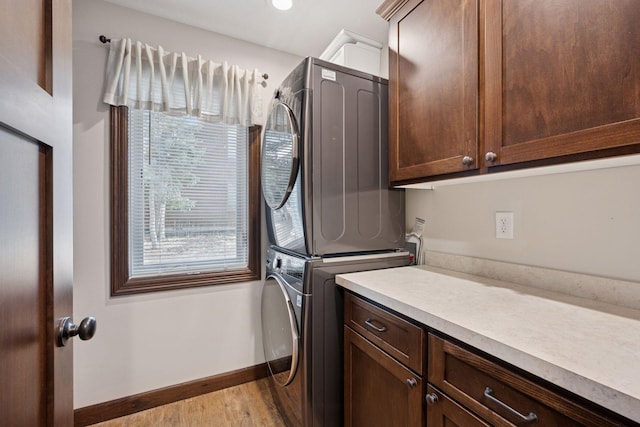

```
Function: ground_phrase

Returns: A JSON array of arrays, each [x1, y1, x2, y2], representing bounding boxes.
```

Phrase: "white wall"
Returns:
[[406, 163, 640, 283], [72, 0, 301, 408]]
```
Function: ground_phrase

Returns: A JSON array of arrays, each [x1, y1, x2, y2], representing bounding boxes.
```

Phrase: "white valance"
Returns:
[[102, 38, 263, 126]]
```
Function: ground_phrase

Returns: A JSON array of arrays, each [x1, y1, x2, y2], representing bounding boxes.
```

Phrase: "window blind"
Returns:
[[128, 109, 249, 277]]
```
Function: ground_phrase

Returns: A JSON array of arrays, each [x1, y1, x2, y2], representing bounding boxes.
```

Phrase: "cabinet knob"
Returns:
[[485, 151, 498, 163], [462, 156, 474, 167], [425, 393, 439, 405], [406, 378, 418, 388]]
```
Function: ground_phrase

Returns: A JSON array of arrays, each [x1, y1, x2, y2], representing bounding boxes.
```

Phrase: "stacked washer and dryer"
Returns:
[[260, 57, 409, 427]]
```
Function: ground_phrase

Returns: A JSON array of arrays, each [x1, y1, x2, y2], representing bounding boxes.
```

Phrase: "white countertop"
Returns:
[[336, 265, 640, 423]]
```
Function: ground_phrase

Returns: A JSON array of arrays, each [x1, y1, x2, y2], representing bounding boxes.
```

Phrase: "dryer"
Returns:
[[261, 246, 410, 427], [261, 57, 405, 257]]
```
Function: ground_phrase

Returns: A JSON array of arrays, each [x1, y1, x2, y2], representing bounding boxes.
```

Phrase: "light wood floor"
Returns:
[[89, 378, 285, 427]]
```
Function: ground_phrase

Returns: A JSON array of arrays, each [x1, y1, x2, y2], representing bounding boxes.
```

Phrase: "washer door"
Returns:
[[261, 102, 300, 210], [261, 275, 300, 386]]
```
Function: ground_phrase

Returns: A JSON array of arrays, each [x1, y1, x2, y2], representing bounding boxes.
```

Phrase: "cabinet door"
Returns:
[[388, 0, 479, 184], [425, 385, 490, 427], [344, 326, 423, 427], [484, 0, 640, 168]]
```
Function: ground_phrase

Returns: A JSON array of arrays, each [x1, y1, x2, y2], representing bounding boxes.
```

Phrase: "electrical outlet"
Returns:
[[495, 212, 514, 239]]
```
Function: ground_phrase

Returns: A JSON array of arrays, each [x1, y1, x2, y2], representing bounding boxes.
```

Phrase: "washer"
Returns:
[[261, 246, 410, 426]]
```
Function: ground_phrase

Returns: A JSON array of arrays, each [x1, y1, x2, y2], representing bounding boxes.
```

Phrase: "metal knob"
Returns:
[[425, 393, 439, 404], [485, 151, 498, 163], [57, 316, 97, 347], [462, 156, 474, 167], [406, 378, 418, 388]]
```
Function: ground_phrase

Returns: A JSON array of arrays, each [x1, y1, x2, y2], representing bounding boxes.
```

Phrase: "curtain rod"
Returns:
[[98, 35, 269, 81]]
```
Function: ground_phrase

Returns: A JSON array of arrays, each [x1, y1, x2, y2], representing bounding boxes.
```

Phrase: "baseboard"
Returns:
[[74, 363, 269, 426]]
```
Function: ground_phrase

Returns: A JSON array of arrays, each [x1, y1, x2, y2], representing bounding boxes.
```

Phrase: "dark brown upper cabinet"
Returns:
[[385, 0, 480, 184], [380, 0, 640, 186], [484, 0, 640, 168]]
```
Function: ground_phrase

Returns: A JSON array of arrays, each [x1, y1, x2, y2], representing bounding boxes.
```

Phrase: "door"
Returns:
[[261, 275, 300, 386], [262, 100, 307, 253], [344, 326, 423, 427], [0, 0, 74, 425], [483, 0, 640, 168], [388, 0, 479, 183], [261, 102, 300, 211], [261, 274, 304, 426]]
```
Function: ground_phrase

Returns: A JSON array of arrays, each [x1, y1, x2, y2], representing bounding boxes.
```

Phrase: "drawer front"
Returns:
[[344, 292, 425, 374], [428, 334, 621, 427]]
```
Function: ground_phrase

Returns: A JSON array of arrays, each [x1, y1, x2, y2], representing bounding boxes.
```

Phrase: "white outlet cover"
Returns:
[[495, 212, 514, 239]]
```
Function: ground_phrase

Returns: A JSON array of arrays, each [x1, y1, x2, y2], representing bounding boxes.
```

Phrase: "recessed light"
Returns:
[[272, 0, 292, 11]]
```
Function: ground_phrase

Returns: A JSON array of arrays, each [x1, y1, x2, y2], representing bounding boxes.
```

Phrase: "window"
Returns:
[[110, 106, 261, 295]]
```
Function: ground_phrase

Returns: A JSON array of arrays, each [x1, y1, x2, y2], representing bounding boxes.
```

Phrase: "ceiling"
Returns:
[[102, 0, 389, 58]]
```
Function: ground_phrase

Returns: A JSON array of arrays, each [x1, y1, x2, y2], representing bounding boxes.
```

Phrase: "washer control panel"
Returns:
[[266, 247, 306, 291]]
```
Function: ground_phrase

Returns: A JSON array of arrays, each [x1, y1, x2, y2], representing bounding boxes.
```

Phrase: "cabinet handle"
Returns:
[[364, 318, 387, 332], [484, 387, 538, 423], [425, 393, 438, 405], [406, 378, 417, 388], [485, 151, 498, 163], [462, 156, 474, 166]]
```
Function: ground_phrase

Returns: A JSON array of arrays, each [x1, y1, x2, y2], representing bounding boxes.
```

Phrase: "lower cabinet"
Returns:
[[343, 292, 425, 426], [343, 291, 635, 427], [344, 327, 423, 427]]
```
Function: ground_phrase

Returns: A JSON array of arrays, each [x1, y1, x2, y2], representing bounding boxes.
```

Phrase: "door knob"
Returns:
[[462, 156, 474, 167], [56, 316, 97, 347]]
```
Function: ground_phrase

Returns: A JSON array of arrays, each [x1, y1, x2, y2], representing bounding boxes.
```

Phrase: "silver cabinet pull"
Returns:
[[406, 378, 417, 388], [485, 151, 498, 163], [484, 387, 538, 423], [462, 156, 474, 166], [364, 318, 387, 332], [425, 393, 438, 405]]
